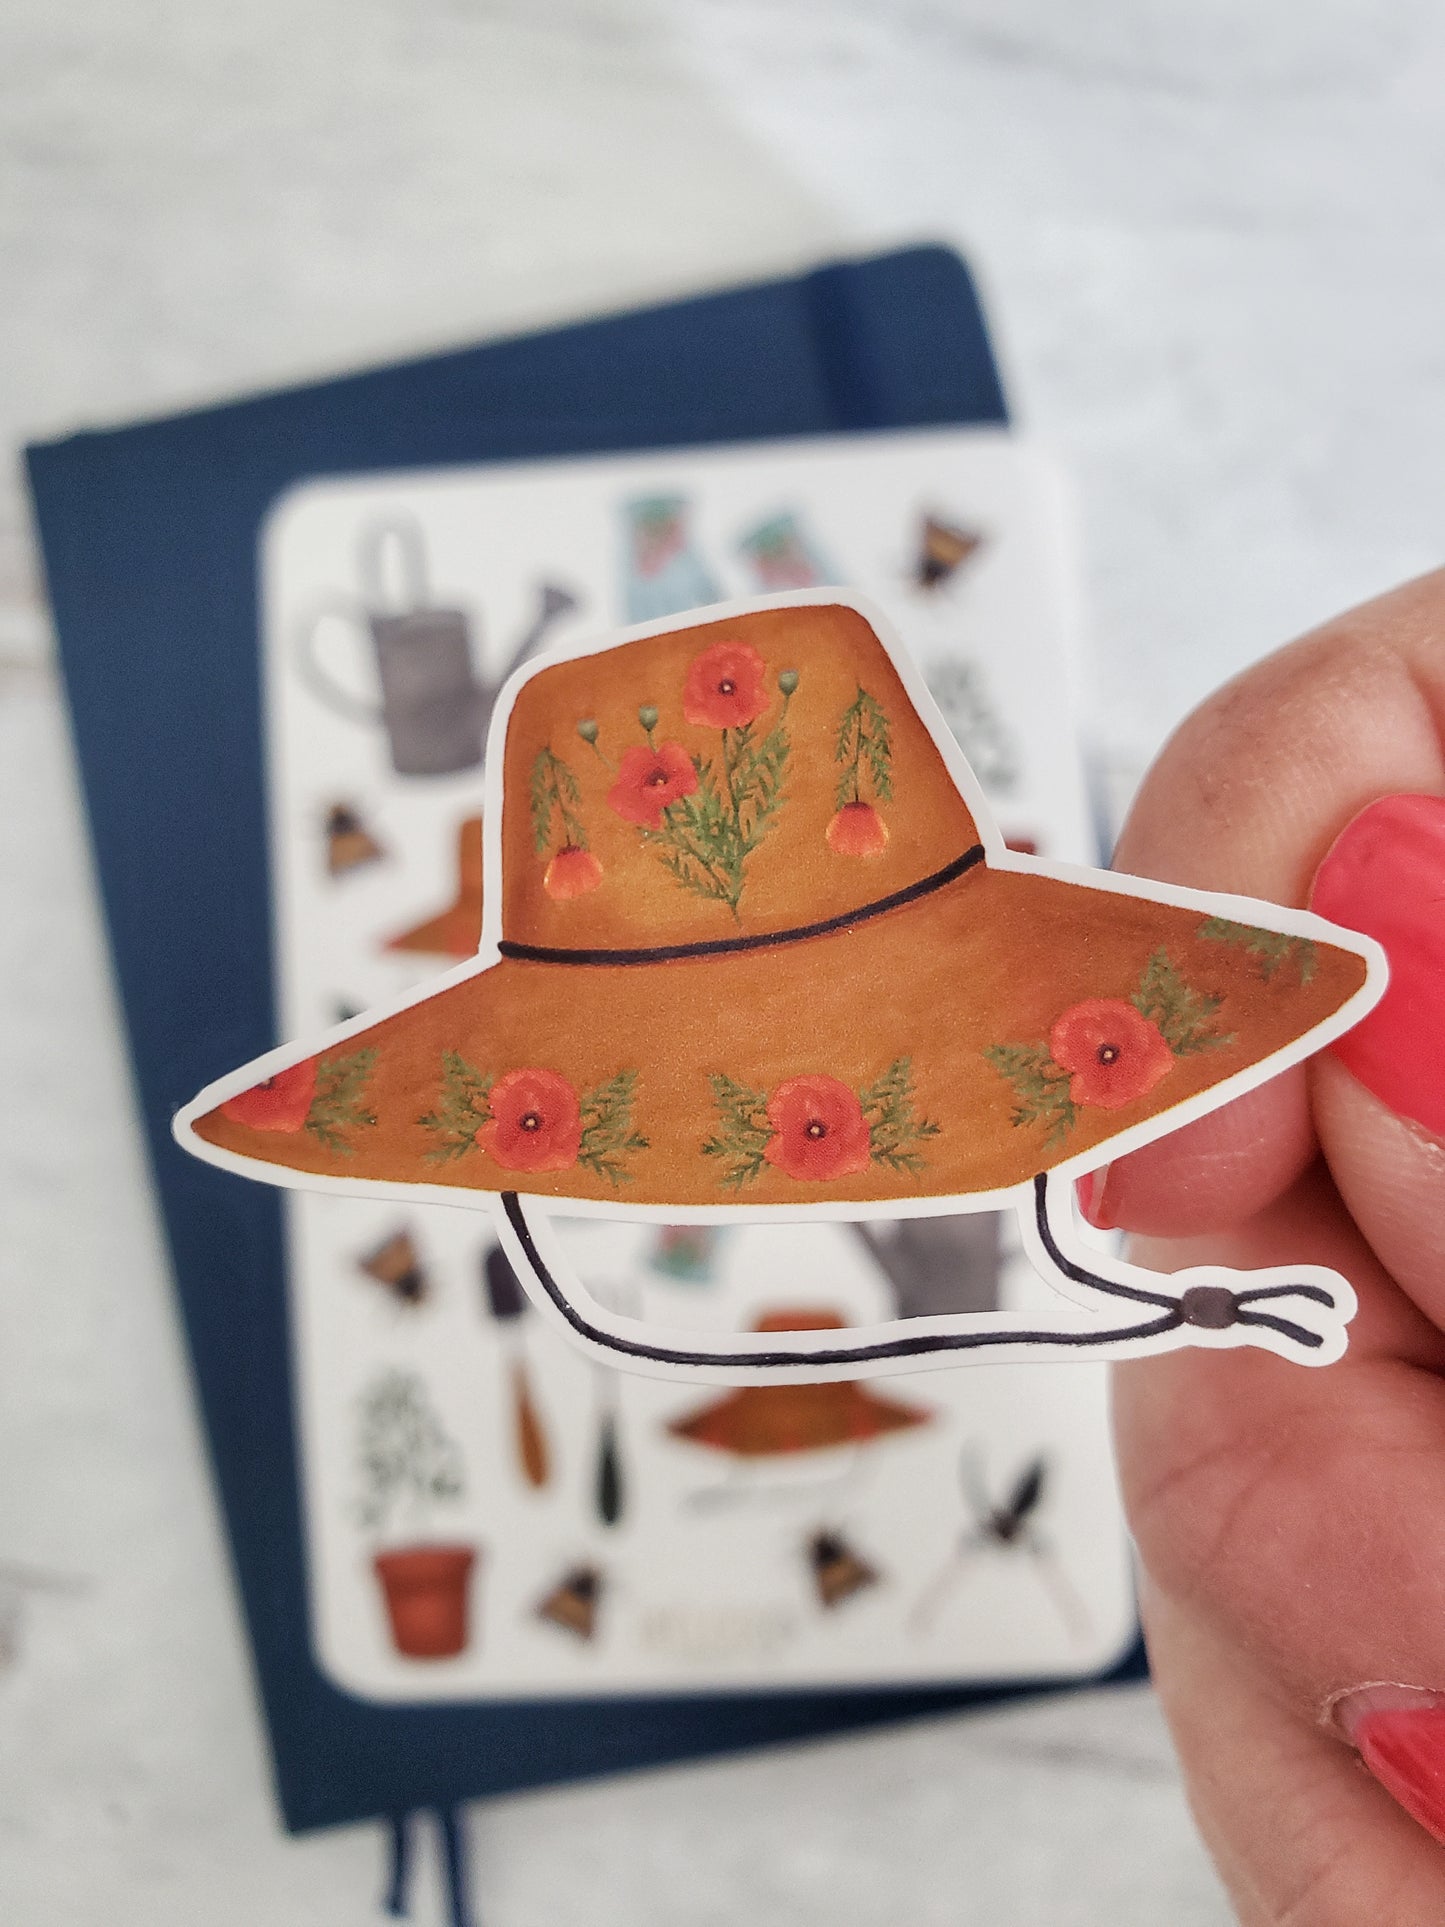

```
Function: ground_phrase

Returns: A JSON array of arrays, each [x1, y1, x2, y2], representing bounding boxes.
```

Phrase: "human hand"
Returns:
[[1101, 572, 1445, 1922]]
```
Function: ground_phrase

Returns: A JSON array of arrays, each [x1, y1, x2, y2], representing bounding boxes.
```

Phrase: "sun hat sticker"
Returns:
[[175, 591, 1386, 1384]]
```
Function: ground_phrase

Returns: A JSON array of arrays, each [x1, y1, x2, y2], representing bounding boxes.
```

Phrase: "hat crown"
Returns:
[[500, 604, 980, 951]]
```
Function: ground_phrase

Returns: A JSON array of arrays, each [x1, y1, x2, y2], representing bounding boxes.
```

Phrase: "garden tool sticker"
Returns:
[[482, 1245, 552, 1491], [911, 1449, 1091, 1644], [296, 519, 580, 777]]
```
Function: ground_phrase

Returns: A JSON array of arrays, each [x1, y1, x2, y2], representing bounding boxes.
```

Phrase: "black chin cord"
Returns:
[[497, 1179, 1299, 1370], [384, 1808, 475, 1926], [1030, 1176, 1330, 1350]]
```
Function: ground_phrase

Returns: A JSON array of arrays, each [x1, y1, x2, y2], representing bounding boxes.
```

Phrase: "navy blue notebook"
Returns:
[[25, 246, 1116, 1840]]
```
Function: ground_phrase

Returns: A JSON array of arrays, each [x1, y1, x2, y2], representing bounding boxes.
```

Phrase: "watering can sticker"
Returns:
[[297, 518, 579, 777]]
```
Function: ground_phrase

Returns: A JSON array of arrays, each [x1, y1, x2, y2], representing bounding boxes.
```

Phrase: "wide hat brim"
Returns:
[[177, 589, 1383, 1224], [180, 852, 1374, 1214]]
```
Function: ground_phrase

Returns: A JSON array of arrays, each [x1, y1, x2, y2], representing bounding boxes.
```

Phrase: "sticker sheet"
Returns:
[[259, 430, 1137, 1700]]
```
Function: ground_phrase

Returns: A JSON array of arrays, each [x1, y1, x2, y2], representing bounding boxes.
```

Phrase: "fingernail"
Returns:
[[1309, 793, 1445, 1135], [1075, 1164, 1118, 1230], [1335, 1685, 1445, 1845]]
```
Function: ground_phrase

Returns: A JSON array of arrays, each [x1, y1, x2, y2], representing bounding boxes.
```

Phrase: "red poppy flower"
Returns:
[[480, 1067, 582, 1172], [543, 845, 603, 900], [764, 1075, 872, 1182], [825, 801, 889, 858], [1049, 1000, 1174, 1109], [220, 1058, 317, 1132], [607, 742, 698, 828], [683, 641, 769, 730]]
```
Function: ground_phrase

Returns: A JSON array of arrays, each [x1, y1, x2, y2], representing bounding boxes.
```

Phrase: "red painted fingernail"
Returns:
[[1337, 1688, 1445, 1845], [1075, 1165, 1118, 1230], [1309, 794, 1445, 1134]]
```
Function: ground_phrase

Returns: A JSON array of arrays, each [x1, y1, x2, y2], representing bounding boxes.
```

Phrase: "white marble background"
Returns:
[[5, 2, 1443, 1919]]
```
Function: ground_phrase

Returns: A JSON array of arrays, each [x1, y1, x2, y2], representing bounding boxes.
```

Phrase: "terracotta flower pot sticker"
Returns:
[[531, 745, 602, 901], [372, 1546, 476, 1660], [220, 1050, 377, 1155], [828, 686, 893, 857], [606, 740, 698, 828], [356, 1370, 475, 1660], [705, 1060, 938, 1188], [1048, 1000, 1174, 1109], [985, 948, 1236, 1148], [421, 1054, 648, 1186]]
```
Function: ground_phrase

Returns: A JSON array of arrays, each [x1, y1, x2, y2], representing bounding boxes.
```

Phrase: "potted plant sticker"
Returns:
[[356, 1370, 475, 1659]]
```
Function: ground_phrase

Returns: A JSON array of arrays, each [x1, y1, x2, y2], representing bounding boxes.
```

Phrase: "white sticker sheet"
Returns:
[[260, 429, 1137, 1700]]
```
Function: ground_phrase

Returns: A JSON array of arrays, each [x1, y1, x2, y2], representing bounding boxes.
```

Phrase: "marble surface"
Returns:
[[8, 1, 1443, 1919]]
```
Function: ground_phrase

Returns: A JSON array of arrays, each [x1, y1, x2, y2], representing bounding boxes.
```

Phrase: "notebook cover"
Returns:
[[25, 247, 1128, 1836]]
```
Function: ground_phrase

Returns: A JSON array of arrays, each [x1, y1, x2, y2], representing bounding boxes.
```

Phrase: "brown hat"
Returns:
[[667, 1311, 930, 1456], [177, 595, 1384, 1375], [385, 817, 484, 959]]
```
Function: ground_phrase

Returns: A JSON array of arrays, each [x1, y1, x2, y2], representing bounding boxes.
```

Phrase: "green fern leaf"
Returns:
[[1131, 949, 1233, 1055], [418, 1049, 494, 1162], [982, 1041, 1080, 1148], [304, 1048, 378, 1157]]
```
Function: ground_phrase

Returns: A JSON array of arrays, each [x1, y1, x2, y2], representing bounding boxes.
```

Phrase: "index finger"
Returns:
[[1091, 570, 1445, 1241]]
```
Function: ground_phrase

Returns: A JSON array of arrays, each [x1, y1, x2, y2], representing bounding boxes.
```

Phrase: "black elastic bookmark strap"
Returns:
[[383, 1813, 411, 1916], [497, 846, 986, 966], [501, 1190, 1186, 1366], [438, 1808, 475, 1927], [383, 1809, 477, 1927]]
